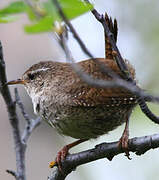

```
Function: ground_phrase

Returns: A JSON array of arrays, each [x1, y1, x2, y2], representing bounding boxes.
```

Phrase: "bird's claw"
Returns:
[[49, 145, 69, 172], [118, 133, 131, 160]]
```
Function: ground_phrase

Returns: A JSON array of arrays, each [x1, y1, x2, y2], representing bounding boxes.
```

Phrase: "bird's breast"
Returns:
[[40, 103, 136, 139]]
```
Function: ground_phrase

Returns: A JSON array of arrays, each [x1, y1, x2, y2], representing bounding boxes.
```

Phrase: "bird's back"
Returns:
[[39, 58, 137, 139]]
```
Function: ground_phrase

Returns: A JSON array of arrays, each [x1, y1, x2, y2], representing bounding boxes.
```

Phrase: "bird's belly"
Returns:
[[42, 105, 134, 139]]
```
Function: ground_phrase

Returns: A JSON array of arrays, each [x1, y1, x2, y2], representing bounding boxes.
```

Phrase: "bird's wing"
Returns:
[[64, 58, 136, 107]]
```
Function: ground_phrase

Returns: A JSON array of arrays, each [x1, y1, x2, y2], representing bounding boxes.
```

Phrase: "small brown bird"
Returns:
[[7, 15, 137, 168]]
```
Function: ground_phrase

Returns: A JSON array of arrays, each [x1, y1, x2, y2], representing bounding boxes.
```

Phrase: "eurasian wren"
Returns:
[[6, 14, 137, 168], [7, 58, 137, 164]]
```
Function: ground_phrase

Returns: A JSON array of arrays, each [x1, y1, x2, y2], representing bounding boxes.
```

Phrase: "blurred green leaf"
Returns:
[[0, 0, 93, 33], [43, 0, 93, 20], [25, 0, 93, 33], [60, 0, 93, 19], [0, 1, 27, 14], [24, 16, 54, 33], [26, 6, 37, 21], [0, 15, 19, 23]]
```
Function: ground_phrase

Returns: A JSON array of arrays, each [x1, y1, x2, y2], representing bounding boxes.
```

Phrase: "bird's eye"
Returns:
[[28, 73, 35, 80]]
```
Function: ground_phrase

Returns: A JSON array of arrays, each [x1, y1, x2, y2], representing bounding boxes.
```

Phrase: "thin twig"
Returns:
[[14, 88, 31, 124], [91, 9, 132, 81], [90, 8, 159, 124], [53, 0, 129, 81], [21, 117, 41, 144], [52, 0, 94, 59], [23, 0, 42, 18], [6, 170, 18, 179], [14, 88, 41, 144]]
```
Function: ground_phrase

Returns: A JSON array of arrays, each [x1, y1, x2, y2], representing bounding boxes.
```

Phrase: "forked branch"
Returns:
[[0, 42, 41, 180]]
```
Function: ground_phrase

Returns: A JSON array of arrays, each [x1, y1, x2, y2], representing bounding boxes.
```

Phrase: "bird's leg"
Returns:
[[118, 115, 131, 159], [49, 139, 87, 170]]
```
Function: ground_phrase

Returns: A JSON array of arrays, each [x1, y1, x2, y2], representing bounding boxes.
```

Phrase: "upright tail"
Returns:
[[104, 13, 118, 59]]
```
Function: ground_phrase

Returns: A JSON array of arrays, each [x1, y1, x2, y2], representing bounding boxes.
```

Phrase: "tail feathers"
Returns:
[[105, 13, 118, 59]]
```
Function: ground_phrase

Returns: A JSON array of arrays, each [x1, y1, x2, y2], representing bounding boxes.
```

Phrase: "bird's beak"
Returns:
[[6, 79, 26, 86]]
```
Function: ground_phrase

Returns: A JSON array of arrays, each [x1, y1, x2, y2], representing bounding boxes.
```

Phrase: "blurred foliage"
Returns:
[[0, 0, 93, 33], [0, 1, 27, 14], [0, 14, 19, 22]]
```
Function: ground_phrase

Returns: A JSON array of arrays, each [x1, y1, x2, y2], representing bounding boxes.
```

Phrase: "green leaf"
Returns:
[[25, 0, 93, 33], [24, 16, 54, 33], [0, 15, 19, 23], [0, 1, 27, 15], [43, 0, 93, 21], [60, 0, 93, 20], [0, 0, 93, 33], [26, 6, 37, 21]]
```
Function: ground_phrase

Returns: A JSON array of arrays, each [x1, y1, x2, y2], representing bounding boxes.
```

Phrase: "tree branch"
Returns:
[[91, 9, 132, 81], [52, 0, 94, 59], [48, 133, 159, 180], [90, 8, 159, 126], [0, 42, 41, 180], [6, 170, 18, 179], [0, 41, 26, 180], [14, 88, 31, 124], [14, 88, 41, 144], [21, 116, 41, 145]]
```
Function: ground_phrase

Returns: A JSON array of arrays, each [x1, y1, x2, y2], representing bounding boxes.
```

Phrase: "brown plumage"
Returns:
[[105, 13, 118, 59], [18, 58, 137, 139]]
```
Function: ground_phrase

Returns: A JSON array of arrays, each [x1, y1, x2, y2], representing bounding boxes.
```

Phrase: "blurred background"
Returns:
[[1, 0, 159, 179]]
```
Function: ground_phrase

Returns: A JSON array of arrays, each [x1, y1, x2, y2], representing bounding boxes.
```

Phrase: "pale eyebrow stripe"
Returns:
[[31, 68, 50, 74]]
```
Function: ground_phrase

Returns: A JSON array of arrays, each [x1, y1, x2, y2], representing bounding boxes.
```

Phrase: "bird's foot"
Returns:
[[118, 132, 131, 160], [49, 145, 69, 171], [49, 139, 87, 171]]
